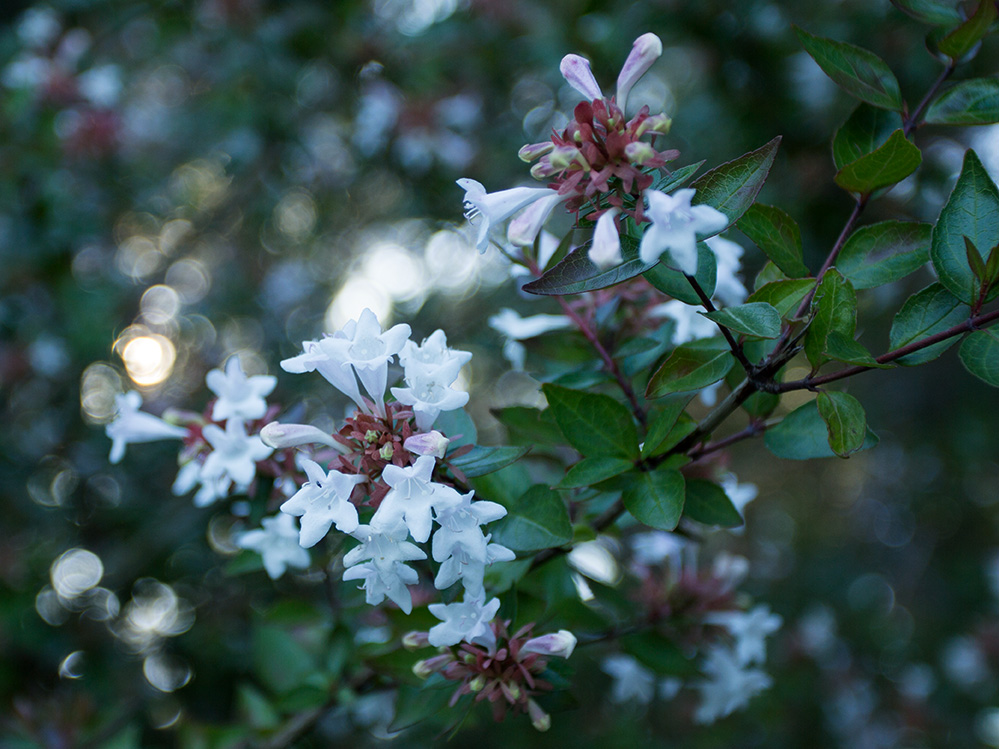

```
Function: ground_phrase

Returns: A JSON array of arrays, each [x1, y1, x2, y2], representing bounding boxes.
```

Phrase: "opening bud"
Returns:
[[469, 675, 487, 692], [624, 141, 656, 166], [402, 631, 430, 650], [548, 146, 585, 171], [378, 443, 394, 461], [521, 630, 578, 659], [403, 430, 450, 459], [518, 141, 555, 162], [527, 699, 551, 732], [259, 421, 340, 450], [636, 113, 672, 137]]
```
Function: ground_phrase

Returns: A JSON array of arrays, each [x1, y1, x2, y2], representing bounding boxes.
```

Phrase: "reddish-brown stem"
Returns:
[[685, 272, 754, 373]]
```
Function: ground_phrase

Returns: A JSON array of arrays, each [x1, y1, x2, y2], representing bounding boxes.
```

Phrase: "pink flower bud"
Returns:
[[402, 630, 430, 650], [521, 629, 577, 659], [403, 430, 450, 458], [559, 54, 603, 101], [548, 146, 584, 171], [616, 33, 663, 114], [518, 141, 555, 162], [527, 699, 551, 731], [635, 113, 672, 137], [259, 421, 343, 450]]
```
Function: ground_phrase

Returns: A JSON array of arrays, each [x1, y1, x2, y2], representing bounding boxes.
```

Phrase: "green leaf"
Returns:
[[683, 478, 743, 527], [652, 161, 706, 193], [556, 457, 635, 489], [765, 400, 879, 459], [620, 632, 696, 676], [966, 236, 988, 282], [491, 484, 573, 552], [834, 129, 922, 194], [804, 269, 857, 368], [926, 78, 999, 125], [824, 331, 893, 368], [449, 445, 531, 477], [959, 328, 999, 385], [523, 235, 652, 296], [987, 243, 999, 284], [737, 203, 810, 278], [888, 282, 969, 364], [702, 302, 782, 339], [747, 279, 814, 318], [689, 137, 782, 226], [252, 625, 317, 695], [836, 221, 931, 289], [890, 0, 963, 25], [817, 391, 868, 457], [742, 390, 781, 419], [832, 103, 904, 171], [491, 406, 564, 446], [794, 26, 903, 111], [391, 678, 457, 732], [932, 150, 999, 303], [643, 242, 717, 306], [938, 0, 997, 59], [641, 395, 695, 459], [434, 408, 477, 448], [542, 383, 640, 460], [621, 468, 685, 531], [646, 342, 735, 398]]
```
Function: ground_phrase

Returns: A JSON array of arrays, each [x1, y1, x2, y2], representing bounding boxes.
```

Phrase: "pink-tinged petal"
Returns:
[[588, 209, 622, 268], [616, 33, 663, 114], [560, 54, 603, 101]]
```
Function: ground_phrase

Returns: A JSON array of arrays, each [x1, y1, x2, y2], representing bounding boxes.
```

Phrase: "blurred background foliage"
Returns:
[[2, 0, 999, 746]]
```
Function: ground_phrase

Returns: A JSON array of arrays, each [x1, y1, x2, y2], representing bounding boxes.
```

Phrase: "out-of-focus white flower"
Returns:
[[588, 209, 623, 268], [201, 419, 273, 487], [489, 308, 573, 341], [458, 178, 557, 252], [105, 392, 187, 464], [648, 300, 718, 345], [237, 514, 311, 579], [694, 645, 773, 724], [507, 192, 570, 248], [601, 654, 656, 705], [640, 189, 728, 273], [942, 636, 990, 689], [342, 520, 427, 614], [630, 530, 687, 568], [206, 356, 277, 422], [77, 64, 122, 107], [721, 473, 758, 518], [280, 459, 366, 546], [707, 236, 749, 306], [704, 604, 783, 666], [427, 596, 501, 649]]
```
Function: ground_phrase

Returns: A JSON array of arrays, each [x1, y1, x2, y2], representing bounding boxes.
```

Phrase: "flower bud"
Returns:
[[624, 141, 656, 166], [402, 631, 430, 650], [469, 675, 487, 692], [403, 430, 450, 459], [616, 33, 663, 114], [378, 442, 394, 461], [259, 421, 340, 450], [527, 699, 551, 732], [548, 146, 584, 171], [518, 141, 554, 162], [412, 653, 453, 678], [530, 160, 557, 180], [521, 629, 577, 659], [636, 113, 672, 137], [364, 429, 380, 443]]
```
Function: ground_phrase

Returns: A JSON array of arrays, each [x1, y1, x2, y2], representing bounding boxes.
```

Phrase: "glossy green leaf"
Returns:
[[824, 331, 893, 368], [523, 235, 653, 296], [987, 243, 999, 283], [683, 478, 743, 527], [832, 103, 904, 171], [794, 27, 903, 111], [817, 391, 868, 457], [643, 242, 717, 305], [689, 137, 782, 226], [926, 78, 999, 125], [890, 0, 963, 25], [621, 468, 685, 531], [646, 342, 735, 398], [491, 484, 573, 552], [450, 445, 531, 477], [836, 221, 931, 289], [765, 399, 879, 459], [491, 406, 564, 446], [641, 395, 695, 459], [737, 203, 810, 278], [542, 383, 640, 460], [652, 160, 706, 193], [645, 412, 699, 457], [834, 129, 922, 194], [702, 302, 782, 339], [742, 390, 781, 419], [747, 279, 814, 318], [959, 328, 999, 386], [932, 150, 999, 303], [938, 0, 997, 59], [556, 457, 635, 489], [888, 282, 969, 364], [435, 407, 477, 448], [804, 269, 857, 368]]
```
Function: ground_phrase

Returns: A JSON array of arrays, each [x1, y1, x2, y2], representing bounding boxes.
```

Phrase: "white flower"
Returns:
[[391, 358, 470, 431], [325, 308, 411, 413], [431, 491, 514, 595], [206, 356, 277, 422], [403, 430, 450, 459], [640, 189, 728, 273], [279, 459, 366, 546], [506, 191, 570, 248], [105, 392, 187, 464], [343, 520, 427, 614], [458, 178, 557, 252], [398, 329, 472, 379], [373, 455, 459, 542], [706, 236, 749, 307], [521, 630, 577, 659], [488, 308, 572, 339], [648, 299, 718, 345], [281, 336, 365, 410], [630, 530, 687, 567], [259, 421, 342, 450], [237, 514, 311, 579], [694, 645, 772, 724], [587, 210, 623, 269], [601, 654, 656, 705], [704, 605, 783, 666], [201, 419, 273, 487], [427, 596, 501, 649]]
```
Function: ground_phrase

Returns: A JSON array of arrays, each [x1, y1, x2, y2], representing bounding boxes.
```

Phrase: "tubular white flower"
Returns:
[[587, 209, 623, 268], [640, 189, 728, 274], [559, 54, 603, 101], [391, 358, 470, 432], [281, 337, 366, 411], [105, 392, 187, 464], [201, 419, 273, 487], [279, 459, 366, 546], [507, 192, 570, 248], [259, 421, 342, 450], [237, 514, 311, 580], [458, 178, 557, 252], [693, 645, 773, 724], [342, 520, 427, 614], [205, 356, 276, 422], [616, 33, 663, 114], [427, 596, 501, 649], [374, 455, 460, 543]]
